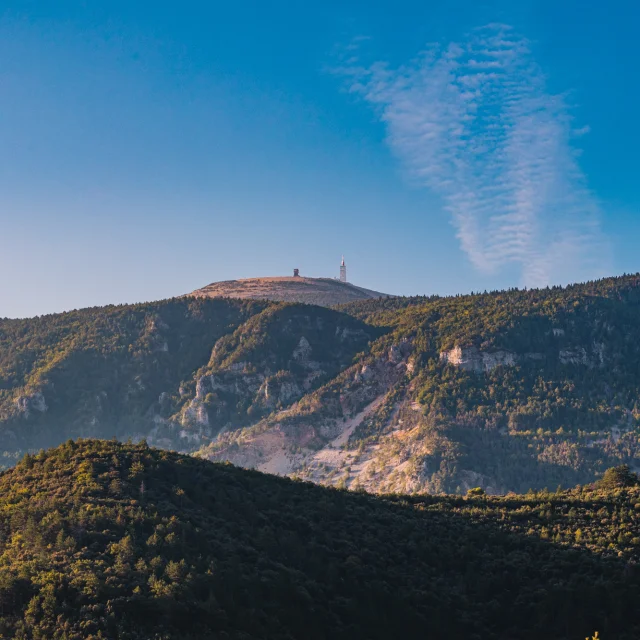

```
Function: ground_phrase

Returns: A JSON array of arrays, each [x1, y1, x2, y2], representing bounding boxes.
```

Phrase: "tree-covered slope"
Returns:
[[334, 274, 640, 492], [201, 274, 640, 493], [0, 297, 268, 455], [0, 299, 376, 459], [6, 273, 640, 494], [168, 303, 381, 441], [1, 439, 639, 639]]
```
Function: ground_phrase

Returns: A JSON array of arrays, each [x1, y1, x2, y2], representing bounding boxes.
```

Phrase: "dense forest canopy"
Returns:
[[0, 439, 638, 639]]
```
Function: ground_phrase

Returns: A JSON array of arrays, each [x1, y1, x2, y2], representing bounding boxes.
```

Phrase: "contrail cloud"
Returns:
[[341, 24, 609, 286]]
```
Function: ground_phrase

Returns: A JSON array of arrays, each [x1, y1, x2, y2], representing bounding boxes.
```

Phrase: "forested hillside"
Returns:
[[168, 303, 379, 442], [0, 298, 377, 460], [5, 274, 640, 494], [201, 274, 640, 493], [0, 439, 638, 639], [0, 297, 267, 456], [335, 274, 640, 492]]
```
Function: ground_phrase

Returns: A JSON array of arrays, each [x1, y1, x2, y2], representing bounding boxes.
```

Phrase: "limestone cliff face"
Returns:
[[262, 377, 302, 405], [439, 342, 607, 372], [439, 346, 516, 373], [173, 338, 322, 441], [177, 367, 304, 435], [197, 341, 413, 475], [15, 392, 47, 418]]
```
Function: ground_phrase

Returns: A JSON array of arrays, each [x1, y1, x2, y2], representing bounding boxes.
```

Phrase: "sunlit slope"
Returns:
[[201, 273, 640, 493]]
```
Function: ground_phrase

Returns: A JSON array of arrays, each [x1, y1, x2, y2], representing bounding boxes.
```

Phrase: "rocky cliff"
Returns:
[[154, 304, 380, 448]]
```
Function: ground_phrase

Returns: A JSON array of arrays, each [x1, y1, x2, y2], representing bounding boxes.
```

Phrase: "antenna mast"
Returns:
[[340, 256, 347, 283]]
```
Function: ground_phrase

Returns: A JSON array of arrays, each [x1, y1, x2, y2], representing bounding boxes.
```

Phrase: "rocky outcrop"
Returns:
[[439, 347, 516, 373], [387, 344, 404, 364], [293, 336, 312, 362], [440, 341, 607, 372], [354, 364, 376, 383], [176, 367, 308, 443], [559, 348, 590, 366], [263, 377, 301, 405], [15, 392, 47, 418], [181, 402, 210, 428]]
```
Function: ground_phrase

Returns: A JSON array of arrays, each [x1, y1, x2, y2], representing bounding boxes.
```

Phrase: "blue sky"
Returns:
[[1, 0, 639, 318]]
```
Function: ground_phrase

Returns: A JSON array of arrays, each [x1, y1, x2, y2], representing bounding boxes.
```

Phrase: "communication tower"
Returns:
[[340, 256, 347, 283]]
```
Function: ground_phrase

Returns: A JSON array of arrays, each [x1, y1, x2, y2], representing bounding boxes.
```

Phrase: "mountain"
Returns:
[[199, 274, 640, 493], [166, 303, 381, 446], [1, 439, 639, 639], [0, 298, 379, 459], [4, 274, 640, 494], [0, 297, 265, 457], [190, 275, 391, 306]]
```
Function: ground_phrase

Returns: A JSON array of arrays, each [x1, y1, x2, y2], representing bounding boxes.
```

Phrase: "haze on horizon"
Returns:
[[1, 1, 639, 318]]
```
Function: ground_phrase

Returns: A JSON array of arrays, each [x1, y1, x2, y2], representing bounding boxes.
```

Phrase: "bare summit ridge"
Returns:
[[189, 276, 391, 307]]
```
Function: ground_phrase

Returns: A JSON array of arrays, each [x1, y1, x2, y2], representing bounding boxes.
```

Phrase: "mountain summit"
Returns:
[[190, 275, 391, 307]]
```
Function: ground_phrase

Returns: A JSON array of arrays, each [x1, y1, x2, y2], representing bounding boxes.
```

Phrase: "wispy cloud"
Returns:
[[339, 24, 609, 287]]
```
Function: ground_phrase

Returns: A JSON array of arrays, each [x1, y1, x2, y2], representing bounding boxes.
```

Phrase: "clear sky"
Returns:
[[1, 0, 639, 318]]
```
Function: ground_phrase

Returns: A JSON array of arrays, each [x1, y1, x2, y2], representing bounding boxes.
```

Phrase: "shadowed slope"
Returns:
[[0, 439, 639, 639]]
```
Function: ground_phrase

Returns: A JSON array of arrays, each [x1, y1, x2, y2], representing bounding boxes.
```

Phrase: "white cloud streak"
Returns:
[[341, 24, 610, 287]]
